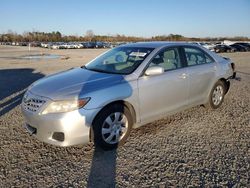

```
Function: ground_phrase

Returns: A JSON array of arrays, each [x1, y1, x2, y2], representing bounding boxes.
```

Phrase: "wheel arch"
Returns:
[[89, 100, 137, 141], [218, 77, 230, 94]]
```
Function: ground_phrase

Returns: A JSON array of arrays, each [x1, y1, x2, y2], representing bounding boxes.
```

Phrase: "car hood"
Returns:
[[29, 67, 124, 100]]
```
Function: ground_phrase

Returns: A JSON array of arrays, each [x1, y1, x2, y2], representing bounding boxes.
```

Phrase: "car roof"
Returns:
[[120, 41, 197, 48]]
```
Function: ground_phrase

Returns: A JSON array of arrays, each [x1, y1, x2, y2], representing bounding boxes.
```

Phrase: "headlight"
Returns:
[[41, 98, 90, 115]]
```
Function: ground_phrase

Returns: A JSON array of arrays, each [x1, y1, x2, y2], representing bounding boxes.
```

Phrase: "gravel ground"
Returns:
[[0, 46, 249, 187]]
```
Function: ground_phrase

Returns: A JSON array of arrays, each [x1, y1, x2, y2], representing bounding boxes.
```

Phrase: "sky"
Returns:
[[0, 0, 250, 38]]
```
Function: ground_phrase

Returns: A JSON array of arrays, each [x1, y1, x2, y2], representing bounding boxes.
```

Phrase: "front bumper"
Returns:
[[22, 107, 100, 147], [232, 72, 236, 79]]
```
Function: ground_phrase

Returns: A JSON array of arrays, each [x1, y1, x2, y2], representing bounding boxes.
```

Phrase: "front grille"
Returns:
[[22, 93, 46, 113], [52, 132, 65, 142]]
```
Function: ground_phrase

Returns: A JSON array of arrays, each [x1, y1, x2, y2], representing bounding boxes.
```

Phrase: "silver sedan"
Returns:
[[22, 42, 236, 150]]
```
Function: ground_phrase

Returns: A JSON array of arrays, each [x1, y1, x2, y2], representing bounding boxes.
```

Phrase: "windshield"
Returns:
[[85, 47, 154, 74]]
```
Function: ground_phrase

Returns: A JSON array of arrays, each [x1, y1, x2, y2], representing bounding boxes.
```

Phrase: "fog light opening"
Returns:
[[52, 132, 65, 142]]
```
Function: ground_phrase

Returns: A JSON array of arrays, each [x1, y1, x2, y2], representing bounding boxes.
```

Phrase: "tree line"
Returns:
[[0, 30, 249, 43]]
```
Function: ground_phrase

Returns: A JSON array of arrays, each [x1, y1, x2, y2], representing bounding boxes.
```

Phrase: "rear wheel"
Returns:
[[205, 80, 226, 109], [92, 104, 132, 150]]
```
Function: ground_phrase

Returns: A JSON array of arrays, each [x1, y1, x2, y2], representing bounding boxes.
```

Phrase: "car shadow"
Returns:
[[0, 68, 44, 116], [236, 71, 250, 76], [87, 147, 117, 188], [75, 66, 133, 187]]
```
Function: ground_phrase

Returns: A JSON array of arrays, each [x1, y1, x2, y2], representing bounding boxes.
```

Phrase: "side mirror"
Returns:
[[145, 66, 164, 76]]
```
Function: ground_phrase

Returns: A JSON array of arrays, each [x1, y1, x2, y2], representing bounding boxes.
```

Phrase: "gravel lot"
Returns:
[[0, 45, 249, 187]]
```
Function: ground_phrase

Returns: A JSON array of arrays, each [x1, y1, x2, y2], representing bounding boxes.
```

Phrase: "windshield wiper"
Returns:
[[87, 68, 112, 74], [81, 65, 110, 73], [81, 65, 87, 69], [82, 66, 126, 75]]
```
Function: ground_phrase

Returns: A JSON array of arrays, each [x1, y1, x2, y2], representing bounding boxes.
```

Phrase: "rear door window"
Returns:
[[184, 47, 214, 66]]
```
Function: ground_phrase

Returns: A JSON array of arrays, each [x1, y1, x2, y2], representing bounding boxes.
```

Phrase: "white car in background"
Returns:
[[51, 44, 60, 49], [41, 43, 49, 48], [192, 42, 215, 51]]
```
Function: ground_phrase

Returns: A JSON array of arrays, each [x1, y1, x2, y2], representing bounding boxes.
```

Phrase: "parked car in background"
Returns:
[[192, 42, 215, 51], [50, 42, 65, 49], [103, 42, 112, 48], [82, 42, 110, 48], [213, 44, 235, 53], [19, 42, 28, 46], [234, 42, 250, 49], [41, 43, 49, 48], [95, 42, 104, 48], [76, 43, 84, 49], [82, 42, 96, 48], [30, 42, 41, 47], [22, 42, 236, 150], [229, 44, 249, 52]]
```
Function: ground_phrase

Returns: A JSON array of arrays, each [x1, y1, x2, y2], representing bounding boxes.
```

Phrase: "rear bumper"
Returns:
[[22, 107, 100, 147]]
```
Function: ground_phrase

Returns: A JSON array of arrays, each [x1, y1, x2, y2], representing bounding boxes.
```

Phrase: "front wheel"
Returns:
[[205, 80, 226, 109], [92, 104, 133, 150]]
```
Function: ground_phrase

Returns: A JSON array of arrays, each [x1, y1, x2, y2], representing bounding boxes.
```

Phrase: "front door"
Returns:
[[138, 47, 188, 123]]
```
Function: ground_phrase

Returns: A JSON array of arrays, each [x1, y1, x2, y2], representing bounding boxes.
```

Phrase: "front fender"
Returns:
[[83, 80, 136, 110]]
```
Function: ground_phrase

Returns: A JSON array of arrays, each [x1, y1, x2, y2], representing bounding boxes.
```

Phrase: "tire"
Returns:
[[92, 104, 133, 150], [205, 80, 226, 109]]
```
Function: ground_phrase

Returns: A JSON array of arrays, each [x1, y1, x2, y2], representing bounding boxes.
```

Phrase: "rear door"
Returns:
[[138, 47, 188, 123], [182, 46, 216, 105]]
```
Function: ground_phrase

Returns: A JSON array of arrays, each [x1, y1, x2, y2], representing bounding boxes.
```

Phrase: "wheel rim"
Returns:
[[101, 112, 128, 144], [212, 85, 224, 106]]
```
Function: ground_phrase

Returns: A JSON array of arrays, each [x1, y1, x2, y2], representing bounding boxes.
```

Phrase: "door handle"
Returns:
[[178, 73, 187, 79]]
